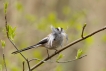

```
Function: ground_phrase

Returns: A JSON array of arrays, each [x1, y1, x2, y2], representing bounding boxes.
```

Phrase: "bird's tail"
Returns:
[[12, 44, 41, 54]]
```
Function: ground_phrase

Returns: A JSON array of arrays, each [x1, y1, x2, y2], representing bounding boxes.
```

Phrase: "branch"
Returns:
[[81, 24, 86, 38], [22, 61, 25, 71], [3, 49, 7, 71], [29, 55, 87, 63], [5, 9, 27, 61], [29, 58, 47, 63], [30, 26, 106, 70], [26, 59, 31, 71], [4, 5, 31, 71], [56, 55, 87, 63]]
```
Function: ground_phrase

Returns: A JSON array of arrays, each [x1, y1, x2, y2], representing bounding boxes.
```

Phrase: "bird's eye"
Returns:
[[61, 28, 63, 31]]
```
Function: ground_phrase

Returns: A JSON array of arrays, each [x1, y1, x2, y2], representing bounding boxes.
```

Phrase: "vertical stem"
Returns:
[[23, 61, 25, 71], [3, 49, 7, 71]]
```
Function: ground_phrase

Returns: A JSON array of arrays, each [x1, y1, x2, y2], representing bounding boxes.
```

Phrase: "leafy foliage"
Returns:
[[76, 49, 84, 59], [1, 40, 5, 48], [2, 1, 94, 71], [4, 2, 8, 14], [7, 25, 16, 40], [56, 54, 64, 61]]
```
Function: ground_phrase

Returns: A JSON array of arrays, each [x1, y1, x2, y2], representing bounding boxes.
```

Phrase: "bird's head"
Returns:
[[51, 26, 68, 40]]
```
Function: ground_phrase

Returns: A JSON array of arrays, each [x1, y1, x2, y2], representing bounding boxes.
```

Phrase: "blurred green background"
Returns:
[[0, 0, 106, 71]]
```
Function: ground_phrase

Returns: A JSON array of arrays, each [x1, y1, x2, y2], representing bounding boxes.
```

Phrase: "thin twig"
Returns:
[[4, 6, 31, 71], [23, 61, 25, 71], [81, 24, 86, 38], [29, 55, 87, 63], [5, 10, 27, 61], [30, 26, 106, 71], [29, 58, 47, 63], [56, 55, 87, 63], [3, 49, 7, 71], [9, 39, 27, 60], [26, 59, 31, 71]]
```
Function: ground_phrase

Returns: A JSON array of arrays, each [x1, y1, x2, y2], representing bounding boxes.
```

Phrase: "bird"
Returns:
[[12, 26, 68, 54]]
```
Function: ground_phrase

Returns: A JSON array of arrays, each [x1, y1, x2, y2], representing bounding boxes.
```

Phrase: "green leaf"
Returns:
[[1, 40, 5, 48], [56, 54, 64, 61], [76, 49, 83, 59], [7, 25, 16, 40], [4, 2, 8, 13]]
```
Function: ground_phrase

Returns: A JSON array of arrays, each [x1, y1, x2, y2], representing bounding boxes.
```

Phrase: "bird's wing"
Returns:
[[36, 37, 48, 45], [47, 34, 55, 47]]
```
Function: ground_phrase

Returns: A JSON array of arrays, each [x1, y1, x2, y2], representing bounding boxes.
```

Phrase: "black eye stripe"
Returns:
[[55, 27, 63, 31], [56, 28, 59, 31]]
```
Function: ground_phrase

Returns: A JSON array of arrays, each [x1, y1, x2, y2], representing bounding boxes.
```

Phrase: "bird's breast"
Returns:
[[45, 34, 63, 49]]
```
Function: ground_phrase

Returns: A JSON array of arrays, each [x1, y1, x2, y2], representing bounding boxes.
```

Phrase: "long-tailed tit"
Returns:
[[12, 26, 68, 54]]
